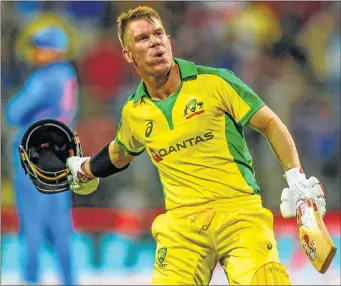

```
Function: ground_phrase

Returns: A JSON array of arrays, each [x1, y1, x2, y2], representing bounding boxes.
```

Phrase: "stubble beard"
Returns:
[[132, 52, 173, 80]]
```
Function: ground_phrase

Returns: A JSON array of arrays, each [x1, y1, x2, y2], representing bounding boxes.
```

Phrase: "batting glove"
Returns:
[[280, 168, 326, 218], [66, 156, 99, 195]]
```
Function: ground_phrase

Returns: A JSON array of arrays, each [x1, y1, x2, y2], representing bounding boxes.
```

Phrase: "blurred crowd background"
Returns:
[[1, 1, 340, 284], [2, 1, 340, 210]]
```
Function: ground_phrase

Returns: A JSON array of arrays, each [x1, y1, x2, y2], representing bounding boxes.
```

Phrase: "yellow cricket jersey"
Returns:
[[116, 58, 265, 210]]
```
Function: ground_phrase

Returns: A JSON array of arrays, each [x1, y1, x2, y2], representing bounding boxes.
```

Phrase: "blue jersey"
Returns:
[[6, 61, 79, 147]]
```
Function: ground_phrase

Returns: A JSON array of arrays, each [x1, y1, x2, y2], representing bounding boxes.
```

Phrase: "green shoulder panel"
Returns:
[[196, 65, 260, 194], [224, 113, 260, 194], [196, 65, 265, 126]]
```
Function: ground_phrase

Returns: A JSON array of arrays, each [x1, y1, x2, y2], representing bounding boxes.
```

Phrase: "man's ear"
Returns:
[[122, 49, 133, 64]]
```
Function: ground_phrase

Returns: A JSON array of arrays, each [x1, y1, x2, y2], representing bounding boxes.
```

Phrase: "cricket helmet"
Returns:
[[19, 119, 83, 194]]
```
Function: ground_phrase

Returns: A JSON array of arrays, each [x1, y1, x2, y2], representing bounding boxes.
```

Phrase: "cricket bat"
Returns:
[[297, 198, 337, 274]]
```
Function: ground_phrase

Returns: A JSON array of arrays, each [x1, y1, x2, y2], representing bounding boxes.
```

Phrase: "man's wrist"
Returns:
[[284, 167, 306, 187], [81, 159, 96, 179]]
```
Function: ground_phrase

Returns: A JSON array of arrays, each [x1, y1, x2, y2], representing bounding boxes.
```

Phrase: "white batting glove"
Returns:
[[66, 156, 99, 195], [280, 168, 326, 218]]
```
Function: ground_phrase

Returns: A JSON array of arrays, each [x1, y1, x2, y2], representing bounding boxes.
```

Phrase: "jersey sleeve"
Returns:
[[217, 69, 265, 126], [115, 103, 145, 156]]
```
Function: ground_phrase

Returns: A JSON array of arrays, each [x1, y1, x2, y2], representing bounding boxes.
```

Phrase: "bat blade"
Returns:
[[297, 199, 337, 274]]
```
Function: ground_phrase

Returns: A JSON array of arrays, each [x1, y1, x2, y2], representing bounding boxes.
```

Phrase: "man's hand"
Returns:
[[280, 169, 326, 218], [66, 156, 99, 195]]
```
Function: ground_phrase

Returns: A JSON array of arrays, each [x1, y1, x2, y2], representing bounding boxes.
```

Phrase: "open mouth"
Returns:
[[153, 51, 164, 57]]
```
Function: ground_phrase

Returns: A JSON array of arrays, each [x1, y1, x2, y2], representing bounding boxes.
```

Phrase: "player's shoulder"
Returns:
[[196, 64, 234, 78], [121, 94, 137, 113], [195, 63, 245, 87], [41, 61, 77, 77]]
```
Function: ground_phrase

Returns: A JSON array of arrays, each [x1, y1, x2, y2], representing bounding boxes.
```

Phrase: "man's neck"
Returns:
[[142, 61, 181, 101]]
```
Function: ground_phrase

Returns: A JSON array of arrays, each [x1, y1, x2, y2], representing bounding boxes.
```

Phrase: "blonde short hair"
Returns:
[[117, 6, 163, 48]]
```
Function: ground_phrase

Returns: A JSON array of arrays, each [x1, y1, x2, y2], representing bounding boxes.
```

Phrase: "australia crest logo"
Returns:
[[183, 99, 204, 120], [156, 247, 168, 269]]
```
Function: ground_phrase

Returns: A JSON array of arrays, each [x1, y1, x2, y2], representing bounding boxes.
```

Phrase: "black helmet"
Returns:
[[19, 119, 83, 194]]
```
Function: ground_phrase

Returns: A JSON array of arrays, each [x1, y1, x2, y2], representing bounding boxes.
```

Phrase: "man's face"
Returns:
[[123, 18, 173, 76]]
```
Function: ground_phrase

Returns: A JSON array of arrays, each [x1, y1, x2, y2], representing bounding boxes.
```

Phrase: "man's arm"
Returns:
[[248, 105, 300, 171], [67, 100, 144, 194], [248, 105, 326, 219], [81, 140, 134, 179], [66, 140, 133, 195], [248, 106, 335, 273], [5, 75, 46, 126]]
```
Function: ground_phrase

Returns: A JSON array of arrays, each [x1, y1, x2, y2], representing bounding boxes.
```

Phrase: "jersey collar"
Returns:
[[134, 58, 198, 103]]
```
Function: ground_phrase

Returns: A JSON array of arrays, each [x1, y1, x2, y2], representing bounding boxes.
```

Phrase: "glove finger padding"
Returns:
[[316, 197, 326, 209], [281, 187, 293, 202], [310, 183, 326, 198], [280, 200, 296, 218], [315, 197, 326, 218], [66, 156, 89, 182], [67, 174, 75, 185], [67, 175, 80, 190], [299, 182, 326, 205], [303, 176, 320, 188]]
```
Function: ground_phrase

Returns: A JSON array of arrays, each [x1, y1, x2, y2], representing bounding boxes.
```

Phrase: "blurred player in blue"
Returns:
[[5, 26, 79, 285]]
